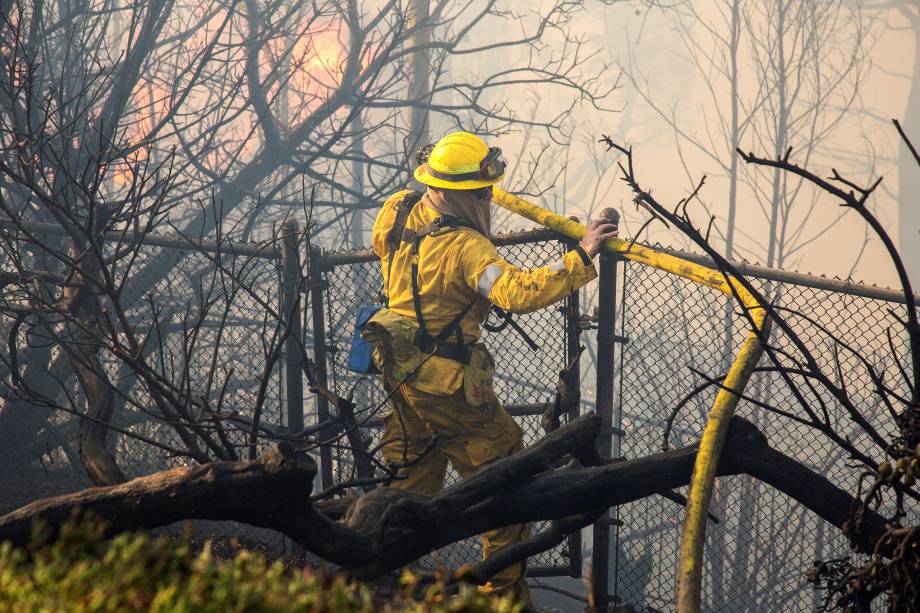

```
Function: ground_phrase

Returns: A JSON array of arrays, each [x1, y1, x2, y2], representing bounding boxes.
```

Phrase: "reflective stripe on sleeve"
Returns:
[[477, 264, 504, 297]]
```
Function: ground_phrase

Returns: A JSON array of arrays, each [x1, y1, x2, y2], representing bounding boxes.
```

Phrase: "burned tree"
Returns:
[[0, 412, 898, 591]]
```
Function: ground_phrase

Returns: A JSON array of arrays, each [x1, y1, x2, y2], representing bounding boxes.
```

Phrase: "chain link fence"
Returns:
[[116, 239, 292, 553], [113, 245, 286, 477], [611, 250, 914, 612], [0, 224, 293, 554], [4, 217, 916, 607], [310, 233, 915, 600]]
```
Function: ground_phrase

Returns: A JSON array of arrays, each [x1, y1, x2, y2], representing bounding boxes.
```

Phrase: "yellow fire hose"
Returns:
[[492, 188, 769, 613]]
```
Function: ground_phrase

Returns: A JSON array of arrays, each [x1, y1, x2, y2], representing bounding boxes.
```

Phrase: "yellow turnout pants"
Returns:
[[381, 384, 532, 606]]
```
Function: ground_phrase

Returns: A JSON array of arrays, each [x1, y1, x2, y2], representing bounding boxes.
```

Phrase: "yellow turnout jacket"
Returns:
[[368, 189, 597, 396]]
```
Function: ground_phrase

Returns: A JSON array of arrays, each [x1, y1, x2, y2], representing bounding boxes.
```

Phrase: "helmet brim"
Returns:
[[414, 165, 503, 190]]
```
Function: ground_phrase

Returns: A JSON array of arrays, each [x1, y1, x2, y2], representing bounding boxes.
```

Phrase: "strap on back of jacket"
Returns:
[[386, 191, 423, 251], [383, 191, 422, 306], [409, 215, 480, 363]]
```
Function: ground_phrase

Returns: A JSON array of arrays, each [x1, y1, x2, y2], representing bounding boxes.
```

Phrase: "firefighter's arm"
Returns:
[[460, 234, 597, 314]]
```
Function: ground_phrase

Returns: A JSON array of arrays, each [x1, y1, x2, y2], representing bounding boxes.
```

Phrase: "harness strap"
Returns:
[[409, 215, 480, 364], [411, 330, 472, 363], [384, 191, 422, 306], [386, 191, 422, 251]]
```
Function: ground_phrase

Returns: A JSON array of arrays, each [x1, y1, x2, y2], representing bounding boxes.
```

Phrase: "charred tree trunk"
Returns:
[[66, 216, 125, 487], [71, 326, 125, 486]]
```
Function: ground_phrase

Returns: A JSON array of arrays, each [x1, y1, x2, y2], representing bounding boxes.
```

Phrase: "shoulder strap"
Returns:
[[386, 191, 422, 251], [384, 191, 422, 306]]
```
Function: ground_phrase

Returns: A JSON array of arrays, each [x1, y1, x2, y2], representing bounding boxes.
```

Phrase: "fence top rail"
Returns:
[[650, 246, 920, 305], [313, 227, 562, 268], [316, 226, 916, 305], [12, 213, 910, 303], [0, 218, 282, 259]]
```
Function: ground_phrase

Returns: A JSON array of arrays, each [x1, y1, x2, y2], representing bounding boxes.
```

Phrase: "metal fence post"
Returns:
[[281, 221, 304, 437], [308, 246, 333, 488], [563, 235, 585, 578], [593, 236, 620, 611]]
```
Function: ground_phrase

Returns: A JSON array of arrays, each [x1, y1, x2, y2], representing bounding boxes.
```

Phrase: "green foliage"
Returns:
[[0, 520, 524, 613]]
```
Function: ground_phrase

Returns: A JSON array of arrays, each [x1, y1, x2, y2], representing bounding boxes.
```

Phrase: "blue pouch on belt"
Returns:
[[347, 304, 383, 374]]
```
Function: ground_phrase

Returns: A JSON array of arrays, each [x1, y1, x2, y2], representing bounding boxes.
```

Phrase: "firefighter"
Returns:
[[363, 131, 618, 607]]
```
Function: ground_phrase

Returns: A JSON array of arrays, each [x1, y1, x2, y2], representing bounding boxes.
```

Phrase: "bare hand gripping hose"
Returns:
[[491, 188, 769, 613]]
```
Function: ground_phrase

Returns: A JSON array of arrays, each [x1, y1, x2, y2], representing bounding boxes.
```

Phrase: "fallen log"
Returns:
[[0, 414, 889, 581]]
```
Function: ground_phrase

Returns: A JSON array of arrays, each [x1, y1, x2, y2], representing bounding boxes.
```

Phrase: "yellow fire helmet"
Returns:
[[414, 131, 506, 190]]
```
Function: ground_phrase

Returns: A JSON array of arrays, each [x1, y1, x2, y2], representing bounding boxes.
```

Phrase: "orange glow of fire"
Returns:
[[108, 13, 358, 185], [110, 78, 171, 187], [267, 21, 347, 121]]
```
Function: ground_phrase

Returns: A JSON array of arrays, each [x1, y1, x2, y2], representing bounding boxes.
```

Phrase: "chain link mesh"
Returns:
[[0, 232, 290, 554], [316, 233, 578, 574], [114, 246, 285, 473], [612, 253, 913, 612]]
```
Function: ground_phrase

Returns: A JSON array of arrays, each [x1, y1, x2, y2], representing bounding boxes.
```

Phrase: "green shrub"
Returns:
[[0, 520, 523, 613]]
